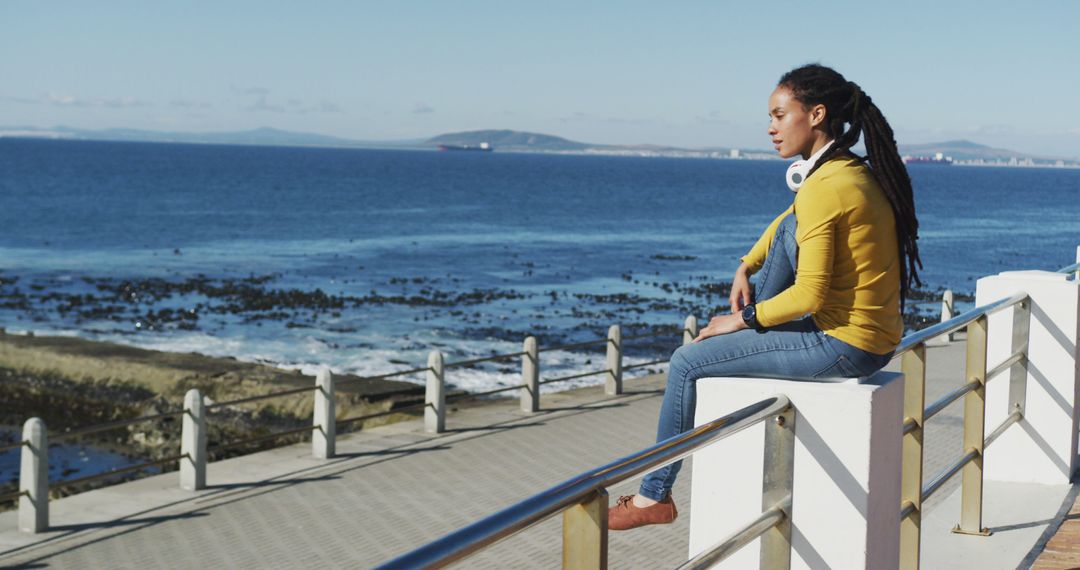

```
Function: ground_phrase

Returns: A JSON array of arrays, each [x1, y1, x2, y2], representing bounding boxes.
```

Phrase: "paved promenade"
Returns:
[[0, 338, 1073, 568]]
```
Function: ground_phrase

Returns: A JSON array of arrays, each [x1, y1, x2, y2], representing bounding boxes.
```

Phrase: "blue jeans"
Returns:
[[638, 215, 893, 501]]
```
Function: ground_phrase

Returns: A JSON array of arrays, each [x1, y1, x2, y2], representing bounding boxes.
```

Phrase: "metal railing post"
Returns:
[[1009, 300, 1031, 418], [954, 316, 990, 535], [313, 368, 335, 459], [605, 325, 622, 396], [521, 336, 539, 413], [426, 350, 445, 433], [181, 389, 207, 491], [760, 406, 795, 569], [683, 315, 698, 345], [19, 417, 48, 533], [562, 489, 609, 569], [900, 344, 927, 569]]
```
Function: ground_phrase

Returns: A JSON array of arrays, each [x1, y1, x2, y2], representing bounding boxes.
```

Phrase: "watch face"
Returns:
[[742, 304, 755, 321]]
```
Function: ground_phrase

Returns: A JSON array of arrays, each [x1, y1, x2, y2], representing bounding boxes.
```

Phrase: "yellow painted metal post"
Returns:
[[760, 407, 795, 569], [900, 345, 926, 569], [954, 316, 991, 536], [562, 489, 608, 569]]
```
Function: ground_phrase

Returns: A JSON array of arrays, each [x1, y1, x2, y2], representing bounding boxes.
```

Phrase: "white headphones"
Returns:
[[785, 141, 834, 192]]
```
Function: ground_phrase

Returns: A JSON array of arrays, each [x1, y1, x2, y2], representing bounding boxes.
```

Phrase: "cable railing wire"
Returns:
[[206, 385, 314, 410], [0, 440, 27, 454], [337, 400, 430, 426], [52, 453, 189, 490], [50, 410, 186, 442], [539, 368, 610, 386], [0, 489, 28, 503], [208, 424, 316, 454]]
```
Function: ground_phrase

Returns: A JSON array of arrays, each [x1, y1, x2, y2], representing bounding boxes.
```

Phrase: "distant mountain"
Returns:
[[896, 140, 1032, 161], [1, 126, 1067, 164], [427, 129, 591, 151], [0, 126, 420, 148]]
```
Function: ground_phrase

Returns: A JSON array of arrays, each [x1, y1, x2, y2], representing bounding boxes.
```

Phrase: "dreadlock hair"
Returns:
[[778, 63, 923, 311]]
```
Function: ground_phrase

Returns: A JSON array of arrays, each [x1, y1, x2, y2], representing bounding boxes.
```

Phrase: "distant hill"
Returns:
[[0, 126, 420, 148], [1, 126, 1067, 164], [896, 140, 1031, 161], [427, 129, 591, 151]]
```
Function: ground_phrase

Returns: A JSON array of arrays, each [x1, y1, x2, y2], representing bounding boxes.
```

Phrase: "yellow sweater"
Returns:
[[741, 156, 902, 355]]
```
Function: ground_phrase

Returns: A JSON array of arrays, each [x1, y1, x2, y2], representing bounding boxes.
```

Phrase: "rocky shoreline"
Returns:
[[0, 331, 424, 508]]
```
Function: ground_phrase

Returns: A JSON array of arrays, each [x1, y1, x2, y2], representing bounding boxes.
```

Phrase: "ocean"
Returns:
[[0, 138, 1078, 394]]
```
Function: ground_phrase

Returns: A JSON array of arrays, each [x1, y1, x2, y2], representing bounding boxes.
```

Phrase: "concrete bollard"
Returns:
[[521, 336, 539, 413], [313, 368, 336, 459], [605, 325, 622, 396], [689, 371, 904, 568], [1075, 245, 1080, 279], [683, 315, 698, 346], [977, 269, 1080, 484], [181, 389, 207, 491], [19, 417, 48, 533], [425, 350, 445, 433], [927, 290, 955, 346]]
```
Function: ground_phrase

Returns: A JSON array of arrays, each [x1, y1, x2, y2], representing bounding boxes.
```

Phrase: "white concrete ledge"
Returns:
[[689, 371, 904, 569]]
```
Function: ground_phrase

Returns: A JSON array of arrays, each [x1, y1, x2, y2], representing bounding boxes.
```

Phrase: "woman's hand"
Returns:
[[730, 263, 752, 313], [693, 313, 748, 343]]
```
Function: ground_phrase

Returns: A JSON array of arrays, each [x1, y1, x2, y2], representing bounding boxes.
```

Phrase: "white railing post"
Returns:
[[18, 417, 48, 533], [605, 325, 622, 395], [521, 336, 539, 413], [426, 350, 445, 433], [1075, 245, 1080, 279], [181, 389, 207, 491], [313, 367, 335, 459], [683, 315, 698, 345]]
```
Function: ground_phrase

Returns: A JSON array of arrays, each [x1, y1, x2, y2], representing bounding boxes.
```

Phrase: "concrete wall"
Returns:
[[689, 372, 903, 569]]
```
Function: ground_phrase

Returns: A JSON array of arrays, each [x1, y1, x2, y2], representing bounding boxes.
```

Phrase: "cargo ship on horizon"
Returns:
[[437, 142, 493, 152]]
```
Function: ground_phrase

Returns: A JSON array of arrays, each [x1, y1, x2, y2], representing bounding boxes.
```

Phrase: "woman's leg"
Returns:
[[752, 213, 797, 303], [638, 213, 804, 501], [638, 318, 841, 501]]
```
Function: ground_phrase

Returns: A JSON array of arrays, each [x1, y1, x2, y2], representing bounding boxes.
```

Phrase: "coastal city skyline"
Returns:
[[2, 1, 1078, 158]]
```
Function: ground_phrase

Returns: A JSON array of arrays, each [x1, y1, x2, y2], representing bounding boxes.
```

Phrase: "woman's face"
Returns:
[[767, 86, 824, 159]]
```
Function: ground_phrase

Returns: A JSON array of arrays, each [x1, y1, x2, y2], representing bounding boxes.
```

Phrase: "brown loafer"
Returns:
[[608, 494, 678, 531]]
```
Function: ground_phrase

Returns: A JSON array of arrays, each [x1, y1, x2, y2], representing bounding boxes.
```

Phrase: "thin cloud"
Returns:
[[0, 94, 40, 104], [245, 94, 343, 114], [231, 85, 270, 96], [412, 102, 434, 114], [46, 93, 148, 108], [171, 99, 213, 109]]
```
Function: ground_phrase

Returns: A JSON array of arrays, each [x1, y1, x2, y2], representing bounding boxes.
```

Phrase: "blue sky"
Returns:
[[2, 1, 1078, 157]]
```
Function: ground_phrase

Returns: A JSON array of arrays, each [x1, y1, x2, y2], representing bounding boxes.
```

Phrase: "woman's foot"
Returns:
[[608, 494, 678, 531]]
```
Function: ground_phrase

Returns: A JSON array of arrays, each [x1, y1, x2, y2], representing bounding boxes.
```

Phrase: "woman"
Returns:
[[608, 64, 922, 531]]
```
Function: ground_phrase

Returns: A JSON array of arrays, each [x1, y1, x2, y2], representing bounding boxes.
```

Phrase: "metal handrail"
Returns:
[[894, 290, 1028, 354], [1057, 261, 1080, 274], [374, 395, 792, 569], [677, 498, 790, 570]]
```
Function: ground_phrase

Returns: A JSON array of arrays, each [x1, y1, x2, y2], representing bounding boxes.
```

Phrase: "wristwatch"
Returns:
[[741, 303, 763, 331]]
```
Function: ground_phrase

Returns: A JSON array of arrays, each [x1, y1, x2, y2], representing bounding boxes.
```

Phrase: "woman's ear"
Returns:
[[809, 103, 827, 127]]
